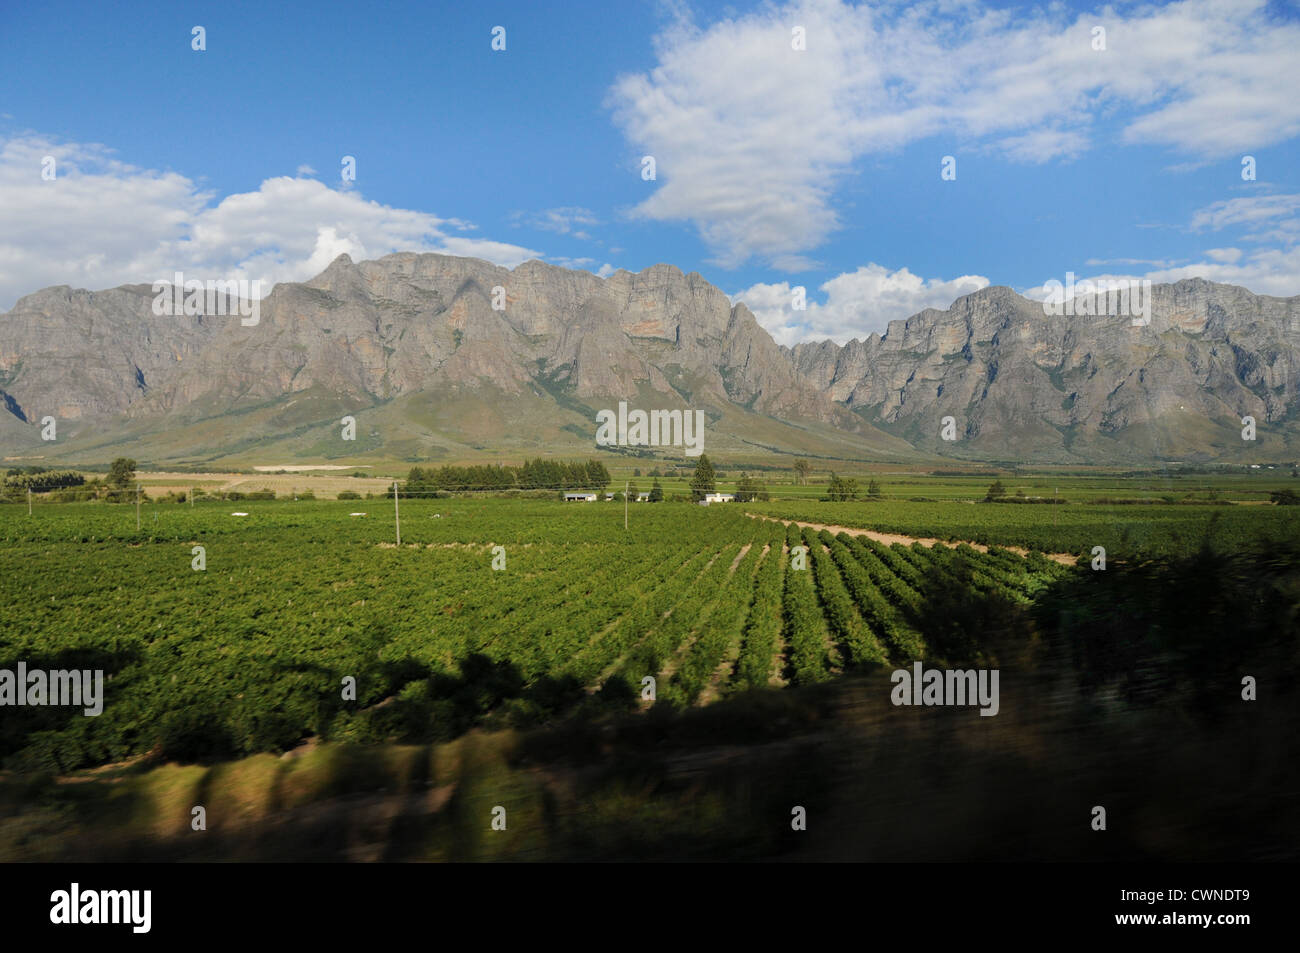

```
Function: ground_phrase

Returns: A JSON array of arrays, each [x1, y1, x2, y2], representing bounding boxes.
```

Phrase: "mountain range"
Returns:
[[1, 253, 1296, 467]]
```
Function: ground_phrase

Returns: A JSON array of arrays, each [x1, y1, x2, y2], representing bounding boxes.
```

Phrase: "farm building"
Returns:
[[704, 492, 735, 503], [636, 492, 650, 502], [564, 492, 598, 502]]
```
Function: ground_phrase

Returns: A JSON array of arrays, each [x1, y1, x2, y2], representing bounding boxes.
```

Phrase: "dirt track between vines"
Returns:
[[743, 513, 1077, 565]]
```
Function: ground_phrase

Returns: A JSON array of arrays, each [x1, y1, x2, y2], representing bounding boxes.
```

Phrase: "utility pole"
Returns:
[[28, 487, 32, 515], [624, 481, 629, 531], [393, 480, 401, 546], [136, 484, 141, 531], [190, 487, 194, 507]]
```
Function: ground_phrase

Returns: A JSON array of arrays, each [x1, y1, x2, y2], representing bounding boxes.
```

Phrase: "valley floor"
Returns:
[[0, 494, 1294, 860]]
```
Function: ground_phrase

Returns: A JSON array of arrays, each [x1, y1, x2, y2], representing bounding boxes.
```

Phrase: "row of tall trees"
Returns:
[[404, 459, 613, 495], [3, 468, 86, 492], [403, 454, 774, 502], [405, 463, 518, 493], [518, 458, 611, 491], [3, 458, 136, 502]]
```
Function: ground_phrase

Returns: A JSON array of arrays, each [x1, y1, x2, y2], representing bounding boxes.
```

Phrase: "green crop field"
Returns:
[[606, 466, 1300, 505], [746, 498, 1300, 558], [1, 484, 1296, 863], [1, 497, 1075, 773]]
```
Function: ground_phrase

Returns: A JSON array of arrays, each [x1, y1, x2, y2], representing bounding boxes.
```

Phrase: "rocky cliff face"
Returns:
[[1, 257, 1296, 464], [789, 279, 1300, 462], [0, 253, 887, 462]]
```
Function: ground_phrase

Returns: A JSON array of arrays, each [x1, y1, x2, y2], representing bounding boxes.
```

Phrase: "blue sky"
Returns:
[[2, 0, 1299, 343]]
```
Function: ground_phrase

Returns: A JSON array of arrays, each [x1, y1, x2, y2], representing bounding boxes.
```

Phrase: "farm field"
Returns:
[[1, 498, 1069, 772], [135, 469, 396, 499], [746, 498, 1300, 558], [15, 461, 1299, 508], [602, 466, 1300, 503], [0, 493, 1295, 862]]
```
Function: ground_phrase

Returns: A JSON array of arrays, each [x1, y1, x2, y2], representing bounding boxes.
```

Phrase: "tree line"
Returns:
[[404, 459, 613, 494], [3, 459, 135, 502]]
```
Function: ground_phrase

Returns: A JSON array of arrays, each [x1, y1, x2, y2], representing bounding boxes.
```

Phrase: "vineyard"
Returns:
[[0, 498, 1072, 772], [746, 498, 1300, 558]]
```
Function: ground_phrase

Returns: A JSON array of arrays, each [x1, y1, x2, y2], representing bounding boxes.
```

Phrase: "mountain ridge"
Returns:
[[2, 255, 1297, 466]]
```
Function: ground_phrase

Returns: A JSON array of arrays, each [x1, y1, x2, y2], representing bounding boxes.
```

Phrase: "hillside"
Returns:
[[1, 256, 1297, 465]]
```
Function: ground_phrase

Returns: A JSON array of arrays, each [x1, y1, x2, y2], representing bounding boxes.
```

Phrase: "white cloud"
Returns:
[[1086, 257, 1176, 268], [1189, 192, 1300, 242], [1140, 248, 1300, 297], [1154, 192, 1300, 291], [997, 128, 1091, 164], [1023, 255, 1300, 305], [513, 206, 602, 236], [734, 263, 990, 345], [609, 0, 1300, 268], [552, 256, 597, 268], [0, 135, 543, 309], [1204, 247, 1243, 264]]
